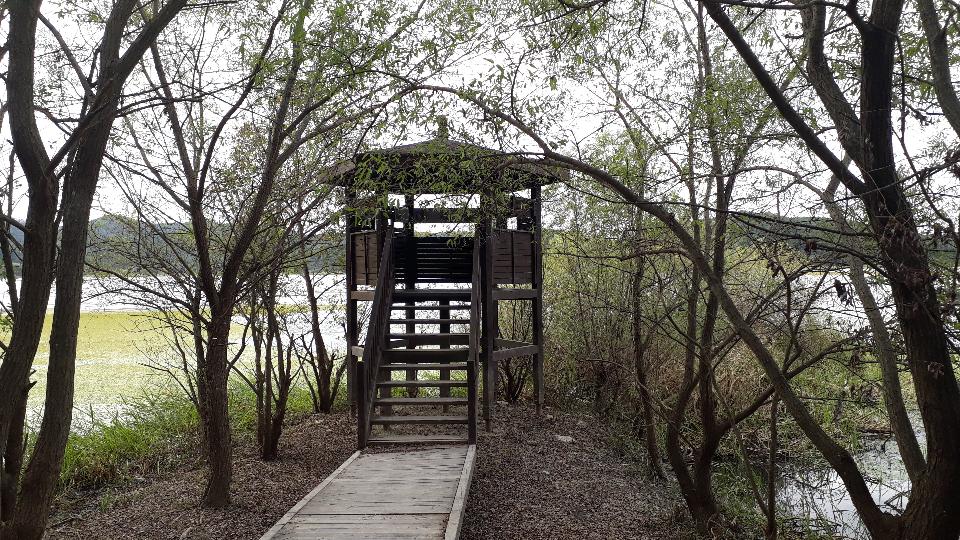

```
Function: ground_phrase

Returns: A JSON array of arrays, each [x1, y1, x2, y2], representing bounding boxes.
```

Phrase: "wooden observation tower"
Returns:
[[321, 134, 565, 447]]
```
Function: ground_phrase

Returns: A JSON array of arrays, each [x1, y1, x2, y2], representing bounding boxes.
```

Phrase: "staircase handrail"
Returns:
[[358, 231, 395, 447]]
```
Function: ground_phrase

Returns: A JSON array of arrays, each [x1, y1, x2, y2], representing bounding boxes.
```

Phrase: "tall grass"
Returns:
[[61, 390, 199, 489]]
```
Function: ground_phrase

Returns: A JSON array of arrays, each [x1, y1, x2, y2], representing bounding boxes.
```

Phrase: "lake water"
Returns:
[[772, 274, 919, 538], [778, 416, 921, 538]]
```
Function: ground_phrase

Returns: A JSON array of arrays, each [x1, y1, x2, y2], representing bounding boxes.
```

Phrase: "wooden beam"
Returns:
[[492, 288, 539, 300], [444, 445, 477, 540], [440, 298, 451, 405], [404, 194, 417, 398], [387, 333, 470, 346], [392, 207, 484, 223], [492, 344, 540, 362], [393, 289, 471, 301], [383, 349, 471, 362], [481, 213, 497, 432], [494, 338, 533, 349], [350, 290, 375, 301]]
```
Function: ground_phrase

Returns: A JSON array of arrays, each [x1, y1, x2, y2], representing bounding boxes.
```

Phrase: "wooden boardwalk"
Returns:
[[261, 445, 476, 540]]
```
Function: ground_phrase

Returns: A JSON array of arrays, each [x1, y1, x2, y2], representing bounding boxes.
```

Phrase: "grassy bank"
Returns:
[[57, 382, 335, 490]]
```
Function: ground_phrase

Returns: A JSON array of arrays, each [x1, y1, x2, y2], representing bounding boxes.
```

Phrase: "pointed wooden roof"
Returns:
[[318, 138, 567, 194]]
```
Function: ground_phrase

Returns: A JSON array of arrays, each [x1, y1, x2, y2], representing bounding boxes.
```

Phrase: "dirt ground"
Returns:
[[461, 405, 687, 539], [48, 404, 688, 539]]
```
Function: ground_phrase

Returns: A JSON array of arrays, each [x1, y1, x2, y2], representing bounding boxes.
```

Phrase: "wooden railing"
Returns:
[[356, 232, 395, 448], [467, 232, 480, 443]]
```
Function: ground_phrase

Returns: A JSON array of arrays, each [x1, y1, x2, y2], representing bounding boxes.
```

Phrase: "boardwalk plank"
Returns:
[[261, 446, 474, 540]]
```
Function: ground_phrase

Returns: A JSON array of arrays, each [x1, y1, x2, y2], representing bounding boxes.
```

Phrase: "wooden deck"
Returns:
[[260, 445, 476, 540]]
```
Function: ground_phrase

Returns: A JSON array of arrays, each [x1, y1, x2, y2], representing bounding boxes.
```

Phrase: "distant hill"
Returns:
[[733, 212, 958, 267], [7, 215, 344, 277], [731, 212, 855, 265]]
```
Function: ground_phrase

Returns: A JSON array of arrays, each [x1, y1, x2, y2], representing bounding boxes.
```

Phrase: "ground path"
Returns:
[[48, 405, 687, 539]]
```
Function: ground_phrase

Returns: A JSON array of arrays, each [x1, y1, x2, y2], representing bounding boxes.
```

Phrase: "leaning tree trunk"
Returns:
[[819, 171, 926, 483]]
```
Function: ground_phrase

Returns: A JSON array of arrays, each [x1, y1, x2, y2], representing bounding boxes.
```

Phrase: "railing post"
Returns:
[[467, 233, 482, 444], [356, 360, 366, 449], [467, 359, 477, 443], [345, 187, 357, 418], [481, 223, 498, 432], [531, 183, 545, 413]]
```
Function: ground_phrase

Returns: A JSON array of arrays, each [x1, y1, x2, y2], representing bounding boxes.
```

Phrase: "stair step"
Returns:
[[393, 289, 471, 301], [390, 305, 471, 310], [368, 434, 469, 445], [377, 379, 467, 388], [376, 397, 468, 405], [372, 415, 469, 425], [383, 349, 470, 362], [390, 318, 470, 325], [388, 332, 469, 339], [386, 333, 470, 346], [381, 362, 469, 370]]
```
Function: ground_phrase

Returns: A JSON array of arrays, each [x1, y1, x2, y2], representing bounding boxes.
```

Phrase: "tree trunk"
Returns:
[[260, 288, 287, 462], [630, 212, 663, 479], [859, 26, 960, 539], [302, 263, 335, 413], [765, 396, 779, 540], [8, 28, 123, 535], [10, 185, 95, 539], [0, 389, 28, 524], [201, 314, 233, 508], [0, 0, 186, 533], [0, 0, 58, 510]]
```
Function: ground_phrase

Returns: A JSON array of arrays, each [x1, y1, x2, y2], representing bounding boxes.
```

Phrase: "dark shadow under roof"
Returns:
[[318, 138, 568, 194]]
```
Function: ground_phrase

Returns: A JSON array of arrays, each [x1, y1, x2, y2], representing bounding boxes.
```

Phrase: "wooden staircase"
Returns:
[[356, 234, 480, 446]]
